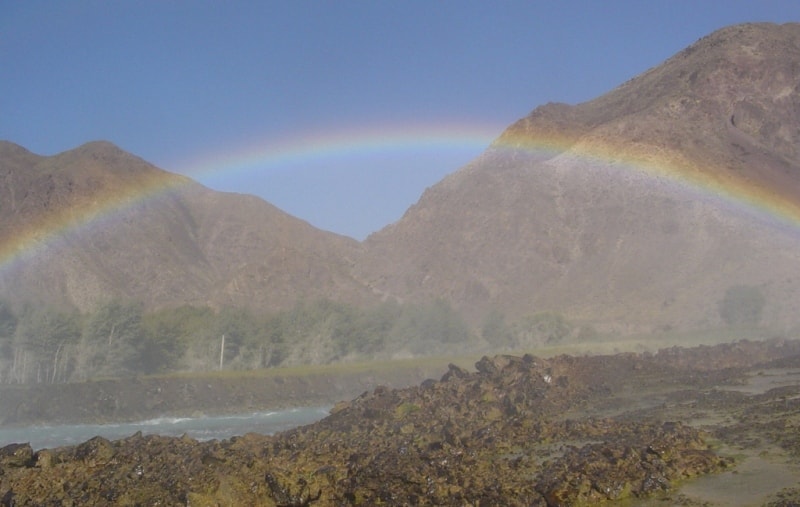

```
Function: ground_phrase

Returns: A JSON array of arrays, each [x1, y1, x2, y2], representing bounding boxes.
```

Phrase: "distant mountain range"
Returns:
[[3, 22, 800, 334]]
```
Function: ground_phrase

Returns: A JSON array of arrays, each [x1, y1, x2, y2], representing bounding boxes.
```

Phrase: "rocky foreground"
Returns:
[[2, 339, 800, 506]]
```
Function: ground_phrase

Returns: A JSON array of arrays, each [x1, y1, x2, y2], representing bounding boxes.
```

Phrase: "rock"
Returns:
[[441, 363, 470, 381], [0, 443, 33, 468], [74, 436, 116, 466], [474, 355, 498, 374]]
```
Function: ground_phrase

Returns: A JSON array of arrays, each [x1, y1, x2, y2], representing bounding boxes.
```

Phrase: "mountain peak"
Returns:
[[66, 140, 149, 169], [0, 140, 39, 160], [74, 139, 125, 153], [0, 140, 32, 152], [681, 21, 800, 55]]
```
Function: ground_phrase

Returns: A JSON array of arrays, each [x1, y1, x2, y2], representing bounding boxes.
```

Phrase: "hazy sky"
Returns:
[[3, 2, 799, 239]]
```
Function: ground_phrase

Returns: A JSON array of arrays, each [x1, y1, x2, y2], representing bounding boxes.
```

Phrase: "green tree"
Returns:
[[513, 312, 572, 347], [149, 305, 218, 371], [0, 300, 17, 383], [11, 305, 80, 383], [264, 299, 360, 364], [214, 306, 264, 369], [388, 299, 471, 355], [306, 300, 369, 358], [141, 307, 201, 374], [79, 300, 146, 379], [719, 285, 765, 327], [0, 299, 16, 339], [352, 301, 399, 354], [481, 309, 514, 349]]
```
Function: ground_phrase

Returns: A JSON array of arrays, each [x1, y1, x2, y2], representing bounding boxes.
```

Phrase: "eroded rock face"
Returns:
[[1, 339, 799, 506]]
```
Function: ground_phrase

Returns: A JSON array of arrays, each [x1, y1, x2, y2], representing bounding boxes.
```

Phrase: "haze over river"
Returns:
[[0, 406, 330, 451]]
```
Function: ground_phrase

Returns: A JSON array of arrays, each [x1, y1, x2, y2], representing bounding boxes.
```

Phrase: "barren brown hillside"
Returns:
[[0, 141, 372, 312], [356, 22, 800, 332]]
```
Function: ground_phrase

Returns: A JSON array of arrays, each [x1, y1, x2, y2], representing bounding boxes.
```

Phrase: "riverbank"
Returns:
[[0, 357, 466, 427], [0, 329, 766, 427]]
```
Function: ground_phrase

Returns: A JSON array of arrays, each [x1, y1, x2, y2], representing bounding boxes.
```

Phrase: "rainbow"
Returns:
[[0, 123, 499, 278], [496, 126, 800, 235], [169, 123, 501, 188], [2, 121, 800, 280]]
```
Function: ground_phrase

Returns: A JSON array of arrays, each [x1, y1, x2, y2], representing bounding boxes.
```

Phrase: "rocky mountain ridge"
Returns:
[[355, 22, 800, 331]]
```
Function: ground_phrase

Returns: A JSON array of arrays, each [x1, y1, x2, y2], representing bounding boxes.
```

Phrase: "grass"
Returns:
[[101, 326, 789, 384], [509, 326, 786, 358], [148, 354, 477, 382]]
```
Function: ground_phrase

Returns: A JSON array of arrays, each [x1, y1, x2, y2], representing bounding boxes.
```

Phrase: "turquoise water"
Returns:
[[0, 406, 331, 451]]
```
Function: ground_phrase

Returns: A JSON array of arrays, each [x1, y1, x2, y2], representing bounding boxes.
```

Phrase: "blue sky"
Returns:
[[2, 2, 799, 240]]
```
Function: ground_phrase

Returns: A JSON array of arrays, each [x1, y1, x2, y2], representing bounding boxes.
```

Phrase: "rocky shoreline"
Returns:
[[2, 339, 800, 505]]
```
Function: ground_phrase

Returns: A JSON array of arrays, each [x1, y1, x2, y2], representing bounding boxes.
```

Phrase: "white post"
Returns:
[[219, 334, 225, 370], [51, 342, 64, 384]]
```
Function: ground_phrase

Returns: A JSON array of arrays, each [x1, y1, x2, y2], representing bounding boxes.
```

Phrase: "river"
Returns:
[[0, 406, 331, 451]]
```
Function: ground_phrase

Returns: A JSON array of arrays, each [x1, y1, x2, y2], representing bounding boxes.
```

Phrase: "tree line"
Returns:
[[0, 298, 472, 383], [0, 296, 593, 384]]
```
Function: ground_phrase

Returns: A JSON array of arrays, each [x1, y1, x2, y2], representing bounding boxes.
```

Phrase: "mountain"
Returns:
[[3, 22, 800, 336], [0, 140, 371, 313], [355, 22, 800, 332]]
